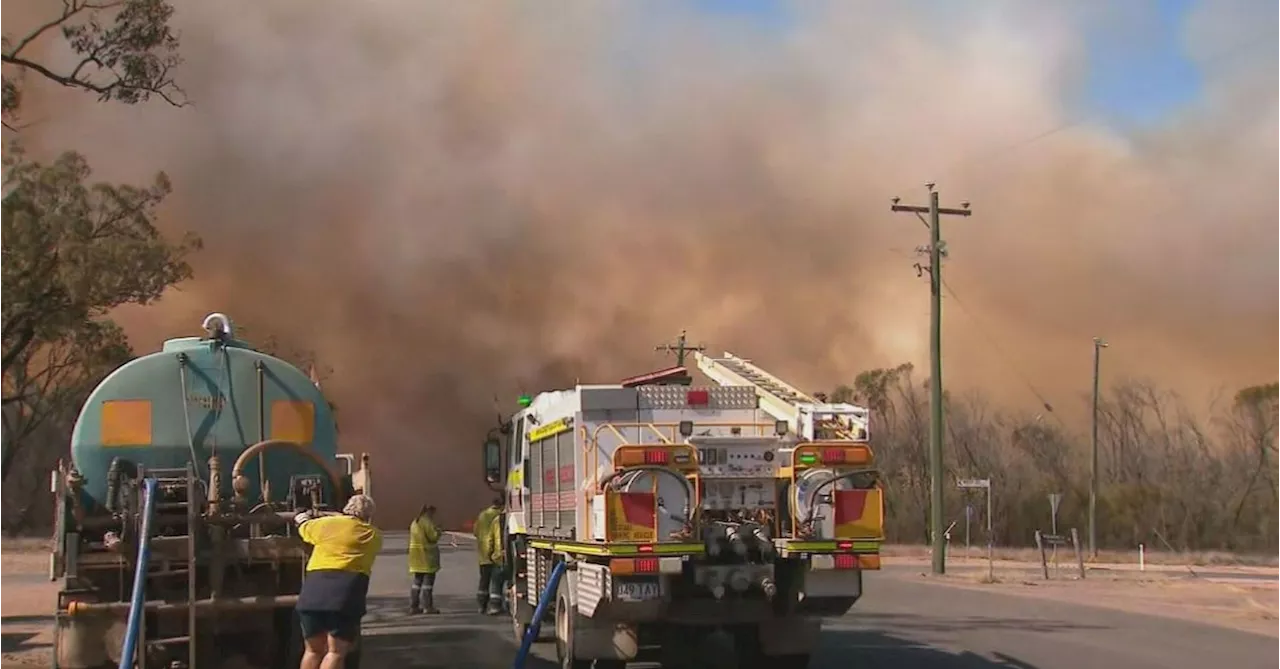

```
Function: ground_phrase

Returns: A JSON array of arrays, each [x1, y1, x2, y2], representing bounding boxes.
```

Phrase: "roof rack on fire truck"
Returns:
[[694, 351, 871, 443]]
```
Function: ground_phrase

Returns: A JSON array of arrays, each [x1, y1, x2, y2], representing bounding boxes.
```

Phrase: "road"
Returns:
[[361, 533, 1276, 669]]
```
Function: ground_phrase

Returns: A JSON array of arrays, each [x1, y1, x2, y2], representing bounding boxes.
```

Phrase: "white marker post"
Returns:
[[1049, 493, 1063, 572], [957, 478, 993, 581]]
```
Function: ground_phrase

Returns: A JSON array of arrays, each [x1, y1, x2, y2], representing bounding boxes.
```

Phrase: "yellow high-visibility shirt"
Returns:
[[298, 514, 383, 576], [474, 507, 503, 566], [408, 516, 442, 574]]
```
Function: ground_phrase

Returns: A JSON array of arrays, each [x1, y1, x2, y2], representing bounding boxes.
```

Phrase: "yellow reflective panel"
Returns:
[[270, 400, 315, 444], [101, 400, 153, 446]]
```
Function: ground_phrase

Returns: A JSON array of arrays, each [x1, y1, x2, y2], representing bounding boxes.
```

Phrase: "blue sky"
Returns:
[[692, 0, 1211, 130]]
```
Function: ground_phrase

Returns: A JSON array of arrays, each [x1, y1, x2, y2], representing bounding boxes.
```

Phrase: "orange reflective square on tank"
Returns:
[[101, 400, 153, 447], [270, 400, 315, 445], [832, 487, 885, 540]]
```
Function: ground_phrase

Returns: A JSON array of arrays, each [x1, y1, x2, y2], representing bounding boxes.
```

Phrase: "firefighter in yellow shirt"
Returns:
[[473, 497, 505, 615], [408, 504, 442, 614], [294, 494, 382, 669]]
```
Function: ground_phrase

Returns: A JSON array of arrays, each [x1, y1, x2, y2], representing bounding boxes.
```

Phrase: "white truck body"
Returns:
[[487, 356, 885, 669]]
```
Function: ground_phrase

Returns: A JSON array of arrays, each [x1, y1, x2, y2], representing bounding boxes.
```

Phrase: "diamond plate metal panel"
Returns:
[[637, 385, 758, 410]]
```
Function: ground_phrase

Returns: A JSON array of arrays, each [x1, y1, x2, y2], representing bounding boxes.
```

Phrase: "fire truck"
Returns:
[[481, 351, 884, 669]]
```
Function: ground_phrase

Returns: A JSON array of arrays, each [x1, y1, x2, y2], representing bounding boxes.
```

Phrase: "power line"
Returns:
[[939, 276, 1065, 427], [885, 245, 1063, 425]]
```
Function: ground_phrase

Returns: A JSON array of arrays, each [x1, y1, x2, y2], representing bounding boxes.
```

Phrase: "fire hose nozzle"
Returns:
[[759, 576, 777, 600]]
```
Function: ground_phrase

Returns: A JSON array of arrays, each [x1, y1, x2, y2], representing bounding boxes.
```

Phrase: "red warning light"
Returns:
[[687, 389, 710, 406]]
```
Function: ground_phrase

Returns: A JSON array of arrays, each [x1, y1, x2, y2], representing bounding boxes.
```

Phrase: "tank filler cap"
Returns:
[[202, 312, 234, 341]]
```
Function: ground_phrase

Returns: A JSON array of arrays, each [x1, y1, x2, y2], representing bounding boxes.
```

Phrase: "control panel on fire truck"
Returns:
[[689, 436, 785, 478]]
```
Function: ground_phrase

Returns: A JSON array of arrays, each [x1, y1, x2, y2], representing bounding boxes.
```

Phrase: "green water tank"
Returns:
[[69, 314, 340, 509]]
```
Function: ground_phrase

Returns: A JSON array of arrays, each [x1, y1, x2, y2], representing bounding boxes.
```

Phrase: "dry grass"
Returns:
[[880, 542, 1280, 568], [0, 538, 51, 554], [1, 539, 52, 578]]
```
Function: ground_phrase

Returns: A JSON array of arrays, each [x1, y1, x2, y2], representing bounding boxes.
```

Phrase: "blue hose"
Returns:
[[118, 477, 159, 669], [511, 559, 568, 669]]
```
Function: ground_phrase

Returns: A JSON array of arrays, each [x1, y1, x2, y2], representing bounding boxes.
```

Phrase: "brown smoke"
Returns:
[[6, 0, 1277, 527]]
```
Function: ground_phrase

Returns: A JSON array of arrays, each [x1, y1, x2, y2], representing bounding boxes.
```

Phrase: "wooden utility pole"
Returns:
[[1089, 336, 1108, 558], [656, 330, 706, 367], [891, 183, 972, 576]]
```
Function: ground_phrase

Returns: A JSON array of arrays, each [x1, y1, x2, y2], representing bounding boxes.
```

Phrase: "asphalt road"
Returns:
[[360, 533, 1276, 669]]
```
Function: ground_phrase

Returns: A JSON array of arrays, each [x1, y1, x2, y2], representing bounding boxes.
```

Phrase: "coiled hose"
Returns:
[[118, 477, 159, 669]]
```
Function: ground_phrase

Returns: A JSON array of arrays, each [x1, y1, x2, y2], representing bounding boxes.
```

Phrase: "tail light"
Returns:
[[833, 553, 858, 569], [686, 390, 710, 406], [618, 448, 673, 466], [796, 446, 872, 467], [644, 449, 670, 465], [611, 557, 660, 575]]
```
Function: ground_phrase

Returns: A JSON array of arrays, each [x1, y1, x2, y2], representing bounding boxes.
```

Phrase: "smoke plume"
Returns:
[[6, 0, 1277, 525]]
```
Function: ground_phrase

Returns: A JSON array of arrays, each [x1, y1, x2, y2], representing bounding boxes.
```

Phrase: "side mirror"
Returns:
[[483, 437, 502, 485]]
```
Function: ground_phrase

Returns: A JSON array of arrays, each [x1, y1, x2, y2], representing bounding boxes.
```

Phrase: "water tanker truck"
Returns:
[[482, 351, 885, 669], [50, 313, 371, 669]]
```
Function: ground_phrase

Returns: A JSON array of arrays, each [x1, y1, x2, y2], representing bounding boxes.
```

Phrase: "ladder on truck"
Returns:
[[113, 461, 201, 669], [693, 351, 870, 442]]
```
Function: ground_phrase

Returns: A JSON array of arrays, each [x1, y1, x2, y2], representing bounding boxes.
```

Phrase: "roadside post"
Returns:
[[957, 478, 992, 581], [1049, 493, 1063, 572]]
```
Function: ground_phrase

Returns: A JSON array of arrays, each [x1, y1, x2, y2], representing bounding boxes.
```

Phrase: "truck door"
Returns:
[[507, 416, 528, 526]]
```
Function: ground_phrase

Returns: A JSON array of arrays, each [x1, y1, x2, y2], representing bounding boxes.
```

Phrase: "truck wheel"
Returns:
[[511, 586, 548, 644], [553, 577, 591, 669]]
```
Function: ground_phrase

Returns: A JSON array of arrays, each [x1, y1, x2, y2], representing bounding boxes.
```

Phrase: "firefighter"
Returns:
[[408, 504, 442, 614], [293, 494, 382, 669], [473, 497, 505, 615]]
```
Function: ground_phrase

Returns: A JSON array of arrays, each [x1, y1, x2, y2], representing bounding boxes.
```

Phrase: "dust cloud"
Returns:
[[6, 0, 1277, 526]]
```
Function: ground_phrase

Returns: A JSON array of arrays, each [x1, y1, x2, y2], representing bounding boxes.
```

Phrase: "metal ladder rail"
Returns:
[[118, 478, 158, 669], [720, 353, 815, 405], [695, 351, 873, 443], [133, 466, 200, 667], [694, 351, 808, 427], [704, 352, 815, 405]]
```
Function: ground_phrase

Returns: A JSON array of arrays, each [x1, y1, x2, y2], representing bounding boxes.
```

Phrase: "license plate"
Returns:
[[614, 578, 661, 602]]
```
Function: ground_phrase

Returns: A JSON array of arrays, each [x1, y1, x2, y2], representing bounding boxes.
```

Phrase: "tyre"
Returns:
[[553, 576, 591, 669], [510, 584, 542, 644]]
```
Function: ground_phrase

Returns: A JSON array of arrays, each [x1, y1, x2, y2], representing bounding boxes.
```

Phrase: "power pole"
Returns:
[[1089, 336, 1108, 558], [656, 330, 706, 367], [891, 184, 972, 576]]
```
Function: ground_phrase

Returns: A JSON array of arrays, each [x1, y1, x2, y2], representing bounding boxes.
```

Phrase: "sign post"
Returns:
[[957, 478, 993, 581], [1048, 493, 1063, 571], [964, 504, 973, 558]]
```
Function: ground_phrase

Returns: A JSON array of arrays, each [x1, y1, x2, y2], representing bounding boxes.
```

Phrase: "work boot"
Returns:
[[485, 597, 503, 616], [423, 590, 440, 615], [409, 588, 422, 615]]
